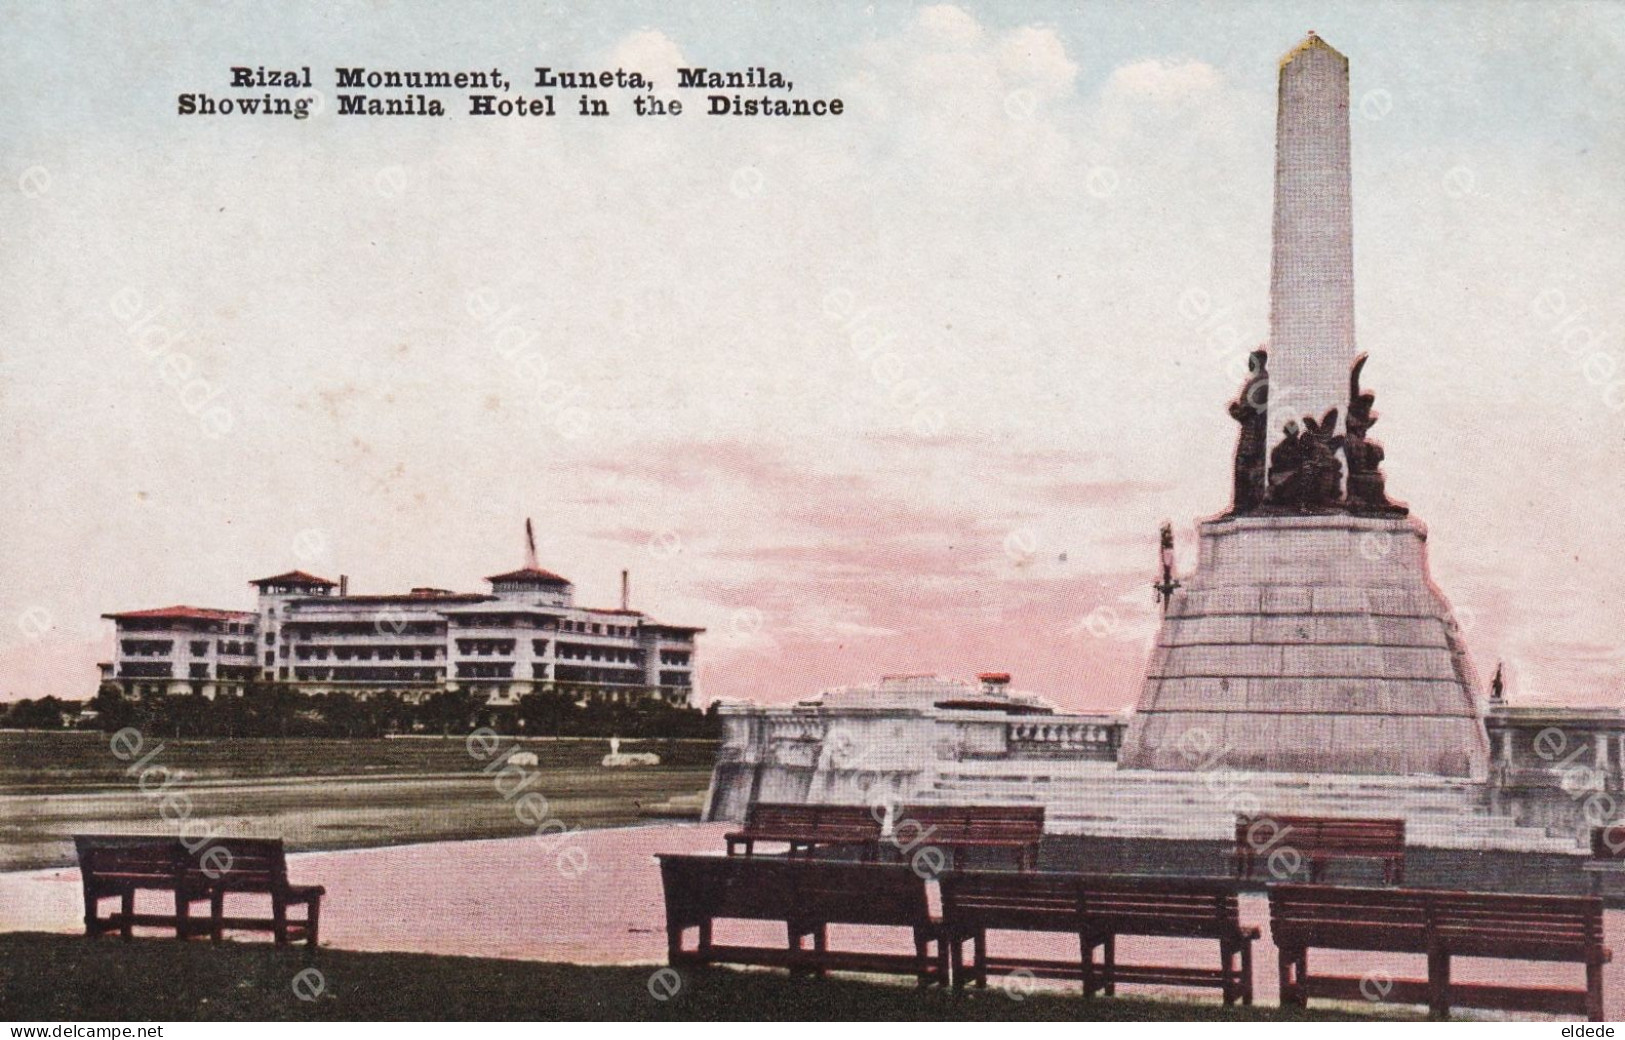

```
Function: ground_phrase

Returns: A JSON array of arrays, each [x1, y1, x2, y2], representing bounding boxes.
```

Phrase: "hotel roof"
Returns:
[[102, 605, 258, 622], [485, 566, 573, 585], [249, 569, 337, 588]]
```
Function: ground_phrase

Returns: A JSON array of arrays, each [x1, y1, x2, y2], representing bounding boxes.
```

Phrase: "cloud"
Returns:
[[608, 28, 687, 90], [838, 6, 1085, 190], [1104, 59, 1223, 103]]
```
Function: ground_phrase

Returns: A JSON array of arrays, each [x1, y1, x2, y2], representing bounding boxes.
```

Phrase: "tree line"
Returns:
[[2, 686, 721, 741]]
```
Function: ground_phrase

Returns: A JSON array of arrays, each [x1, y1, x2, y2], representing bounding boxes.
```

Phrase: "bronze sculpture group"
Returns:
[[1226, 348, 1405, 516]]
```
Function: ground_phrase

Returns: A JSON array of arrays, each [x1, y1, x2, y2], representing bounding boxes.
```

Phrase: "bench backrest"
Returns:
[[1268, 884, 1602, 960], [74, 835, 186, 885], [659, 853, 804, 926], [941, 870, 1245, 938], [186, 837, 289, 888], [940, 870, 1080, 930], [1428, 890, 1604, 961], [741, 802, 882, 843], [897, 805, 1045, 844], [1238, 814, 1405, 855], [1081, 874, 1245, 939], [658, 854, 930, 929], [1269, 884, 1432, 952]]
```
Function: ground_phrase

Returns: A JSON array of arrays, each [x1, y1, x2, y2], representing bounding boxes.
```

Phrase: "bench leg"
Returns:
[[1102, 935, 1116, 997], [1427, 950, 1450, 1020], [120, 891, 134, 941], [929, 933, 949, 989], [912, 930, 932, 988], [1080, 933, 1097, 998], [1278, 946, 1300, 1007], [174, 890, 190, 940], [1587, 960, 1605, 1022], [1241, 939, 1254, 1006], [1221, 940, 1237, 1006], [273, 895, 289, 945], [210, 891, 225, 941], [973, 931, 988, 989], [305, 895, 321, 948]]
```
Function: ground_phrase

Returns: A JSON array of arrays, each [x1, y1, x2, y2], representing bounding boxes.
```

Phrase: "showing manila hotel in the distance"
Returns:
[[7, 23, 1625, 1026], [95, 520, 703, 717], [69, 32, 1625, 854]]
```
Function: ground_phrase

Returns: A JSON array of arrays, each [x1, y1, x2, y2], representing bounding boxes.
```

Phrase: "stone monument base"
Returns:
[[1117, 513, 1490, 779]]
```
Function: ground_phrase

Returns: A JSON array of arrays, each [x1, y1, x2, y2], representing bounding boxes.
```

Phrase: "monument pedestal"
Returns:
[[1118, 513, 1490, 779]]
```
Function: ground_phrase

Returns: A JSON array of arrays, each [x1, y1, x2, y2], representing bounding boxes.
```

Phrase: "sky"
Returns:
[[1, 0, 1622, 712]]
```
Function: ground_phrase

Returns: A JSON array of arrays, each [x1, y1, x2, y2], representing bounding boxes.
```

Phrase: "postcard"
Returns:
[[3, 0, 1622, 1029]]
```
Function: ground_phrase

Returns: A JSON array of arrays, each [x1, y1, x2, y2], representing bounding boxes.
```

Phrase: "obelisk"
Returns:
[[1266, 32, 1356, 450], [1117, 34, 1491, 780]]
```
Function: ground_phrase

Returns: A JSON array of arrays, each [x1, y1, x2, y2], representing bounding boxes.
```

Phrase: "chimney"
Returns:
[[339, 574, 349, 596], [620, 569, 630, 611]]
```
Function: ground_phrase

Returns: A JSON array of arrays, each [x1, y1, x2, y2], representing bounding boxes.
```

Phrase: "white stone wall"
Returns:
[[701, 702, 1122, 823]]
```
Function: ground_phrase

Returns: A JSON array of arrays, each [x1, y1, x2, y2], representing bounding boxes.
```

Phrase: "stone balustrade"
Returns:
[[1007, 718, 1125, 759]]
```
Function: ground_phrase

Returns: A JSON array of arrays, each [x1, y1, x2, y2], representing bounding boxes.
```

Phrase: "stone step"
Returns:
[[909, 765, 1580, 854]]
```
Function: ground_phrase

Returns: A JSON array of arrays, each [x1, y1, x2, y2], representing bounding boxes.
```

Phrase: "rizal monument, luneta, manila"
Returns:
[[703, 34, 1613, 855]]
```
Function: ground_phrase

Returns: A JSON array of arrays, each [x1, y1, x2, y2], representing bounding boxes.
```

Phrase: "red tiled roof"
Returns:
[[311, 594, 490, 605], [485, 567, 572, 585], [249, 570, 336, 587], [102, 605, 258, 622]]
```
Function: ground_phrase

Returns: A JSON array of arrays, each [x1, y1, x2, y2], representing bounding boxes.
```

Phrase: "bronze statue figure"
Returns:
[[1266, 408, 1344, 510], [1227, 348, 1270, 514], [1343, 353, 1405, 513]]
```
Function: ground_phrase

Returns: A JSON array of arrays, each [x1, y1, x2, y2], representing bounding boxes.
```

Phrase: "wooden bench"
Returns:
[[658, 853, 946, 986], [192, 837, 325, 946], [939, 871, 1257, 1004], [894, 805, 1045, 870], [1271, 883, 1610, 1020], [75, 835, 324, 946], [1234, 814, 1405, 884], [723, 803, 882, 858], [75, 836, 208, 940]]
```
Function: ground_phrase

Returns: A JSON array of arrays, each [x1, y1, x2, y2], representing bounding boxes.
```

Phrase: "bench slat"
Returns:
[[1272, 884, 1607, 1021], [74, 834, 323, 947]]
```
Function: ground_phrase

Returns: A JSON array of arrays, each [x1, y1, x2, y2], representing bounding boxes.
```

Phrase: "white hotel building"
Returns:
[[99, 563, 702, 708]]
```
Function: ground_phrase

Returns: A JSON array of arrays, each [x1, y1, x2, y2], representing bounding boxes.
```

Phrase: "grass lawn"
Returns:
[[0, 732, 719, 792], [0, 933, 1396, 1021]]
